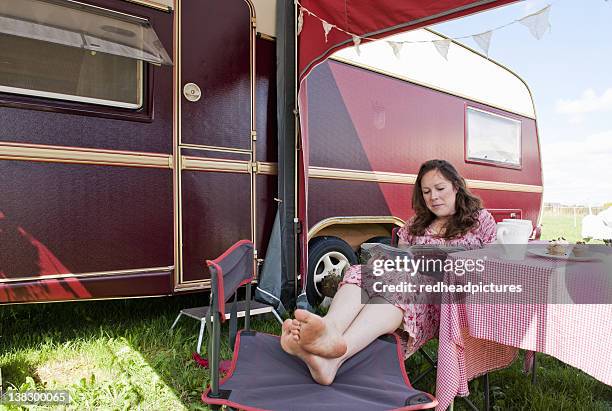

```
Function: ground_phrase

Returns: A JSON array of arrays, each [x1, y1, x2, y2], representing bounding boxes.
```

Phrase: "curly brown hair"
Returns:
[[408, 159, 483, 239]]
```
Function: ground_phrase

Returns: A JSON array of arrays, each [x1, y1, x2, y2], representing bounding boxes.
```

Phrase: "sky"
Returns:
[[431, 0, 612, 206]]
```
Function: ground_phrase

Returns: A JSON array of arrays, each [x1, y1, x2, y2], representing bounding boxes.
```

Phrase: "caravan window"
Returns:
[[466, 107, 522, 168], [0, 34, 143, 109], [0, 0, 172, 111]]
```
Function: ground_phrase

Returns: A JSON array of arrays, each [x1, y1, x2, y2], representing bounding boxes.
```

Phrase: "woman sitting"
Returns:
[[280, 159, 497, 385]]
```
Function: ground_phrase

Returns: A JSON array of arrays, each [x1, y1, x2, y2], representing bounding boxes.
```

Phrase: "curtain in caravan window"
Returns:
[[0, 0, 172, 66]]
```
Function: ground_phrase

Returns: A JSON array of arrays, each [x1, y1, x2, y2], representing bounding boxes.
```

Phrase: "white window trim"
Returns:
[[466, 106, 522, 167], [0, 60, 144, 109]]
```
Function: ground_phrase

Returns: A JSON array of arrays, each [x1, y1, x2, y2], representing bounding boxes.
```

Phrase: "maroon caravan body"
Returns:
[[0, 0, 541, 305]]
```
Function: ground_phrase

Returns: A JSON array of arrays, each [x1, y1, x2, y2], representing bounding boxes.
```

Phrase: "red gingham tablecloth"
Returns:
[[434, 245, 612, 411]]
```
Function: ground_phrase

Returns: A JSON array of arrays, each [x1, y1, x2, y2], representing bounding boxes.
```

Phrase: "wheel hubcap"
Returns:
[[313, 251, 349, 297]]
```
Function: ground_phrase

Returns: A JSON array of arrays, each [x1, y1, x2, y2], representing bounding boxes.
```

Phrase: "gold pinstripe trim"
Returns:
[[309, 166, 415, 184], [174, 277, 260, 291], [181, 156, 250, 173], [466, 178, 543, 193], [308, 166, 543, 193], [122, 0, 172, 11], [0, 266, 174, 284], [308, 216, 405, 241], [257, 33, 275, 41], [1, 294, 171, 306], [0, 143, 173, 168], [257, 161, 277, 175], [174, 280, 211, 291], [180, 143, 251, 155]]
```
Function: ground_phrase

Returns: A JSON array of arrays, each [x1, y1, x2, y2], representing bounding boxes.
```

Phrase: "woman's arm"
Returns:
[[478, 209, 498, 245], [397, 223, 415, 248]]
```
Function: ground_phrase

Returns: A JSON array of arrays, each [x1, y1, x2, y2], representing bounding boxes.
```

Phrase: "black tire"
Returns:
[[307, 236, 358, 307]]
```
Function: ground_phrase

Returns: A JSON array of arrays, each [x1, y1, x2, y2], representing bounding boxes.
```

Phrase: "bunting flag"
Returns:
[[297, 8, 304, 35], [352, 35, 362, 55], [433, 39, 451, 60], [322, 20, 333, 42], [472, 30, 493, 56], [519, 5, 552, 40], [299, 1, 557, 60], [387, 41, 403, 58]]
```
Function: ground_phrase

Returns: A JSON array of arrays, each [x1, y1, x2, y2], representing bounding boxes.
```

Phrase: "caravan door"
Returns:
[[176, 0, 256, 289]]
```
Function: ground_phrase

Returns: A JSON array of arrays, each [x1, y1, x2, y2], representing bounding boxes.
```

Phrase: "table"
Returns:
[[434, 244, 612, 411]]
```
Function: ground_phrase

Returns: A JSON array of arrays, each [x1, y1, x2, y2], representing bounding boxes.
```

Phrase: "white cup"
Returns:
[[502, 219, 533, 239], [496, 221, 531, 260]]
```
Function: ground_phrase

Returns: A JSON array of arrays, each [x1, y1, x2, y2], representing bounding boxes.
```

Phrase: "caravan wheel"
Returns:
[[307, 237, 357, 307]]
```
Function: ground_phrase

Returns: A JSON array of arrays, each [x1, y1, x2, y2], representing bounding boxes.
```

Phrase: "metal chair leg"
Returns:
[[170, 312, 183, 331], [483, 373, 490, 411], [460, 396, 479, 411], [531, 353, 537, 385], [271, 308, 283, 325], [412, 347, 437, 385], [196, 319, 207, 354]]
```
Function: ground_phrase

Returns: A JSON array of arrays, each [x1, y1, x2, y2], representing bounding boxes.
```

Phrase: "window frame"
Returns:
[[0, 60, 154, 123], [0, 0, 164, 123], [464, 105, 523, 170], [0, 46, 145, 110]]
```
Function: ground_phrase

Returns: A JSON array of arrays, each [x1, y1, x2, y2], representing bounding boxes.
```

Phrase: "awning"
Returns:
[[0, 0, 172, 66], [298, 0, 517, 80]]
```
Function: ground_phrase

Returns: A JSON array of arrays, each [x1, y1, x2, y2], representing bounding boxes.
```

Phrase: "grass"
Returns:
[[1, 213, 610, 410], [0, 295, 282, 410], [539, 213, 605, 243], [540, 214, 583, 242]]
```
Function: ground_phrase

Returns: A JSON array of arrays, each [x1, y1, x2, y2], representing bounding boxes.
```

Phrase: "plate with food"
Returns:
[[527, 239, 601, 261]]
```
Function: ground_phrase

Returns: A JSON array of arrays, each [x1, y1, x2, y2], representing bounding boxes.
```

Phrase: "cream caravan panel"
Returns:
[[332, 29, 536, 119], [251, 0, 276, 37]]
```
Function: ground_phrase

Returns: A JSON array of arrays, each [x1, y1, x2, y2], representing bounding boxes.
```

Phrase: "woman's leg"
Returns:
[[291, 283, 367, 357], [337, 298, 404, 359]]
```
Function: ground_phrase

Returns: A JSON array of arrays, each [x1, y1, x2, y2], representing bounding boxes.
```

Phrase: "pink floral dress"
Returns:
[[340, 209, 497, 358]]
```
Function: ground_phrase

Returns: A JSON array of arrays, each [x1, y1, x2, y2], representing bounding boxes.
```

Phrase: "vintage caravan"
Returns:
[[301, 29, 543, 304], [0, 0, 541, 306]]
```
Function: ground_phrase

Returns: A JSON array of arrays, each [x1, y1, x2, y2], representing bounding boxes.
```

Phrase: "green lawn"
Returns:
[[0, 295, 282, 410], [2, 296, 611, 410], [1, 212, 611, 410], [539, 213, 605, 243]]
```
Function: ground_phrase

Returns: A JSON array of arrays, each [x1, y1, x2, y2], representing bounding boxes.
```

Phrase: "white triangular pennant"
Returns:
[[519, 5, 551, 40], [297, 8, 304, 35], [352, 36, 362, 55], [322, 20, 333, 42], [433, 39, 451, 60], [472, 30, 493, 56], [387, 41, 403, 58]]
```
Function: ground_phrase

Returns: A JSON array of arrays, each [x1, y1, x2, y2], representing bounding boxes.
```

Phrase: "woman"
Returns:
[[280, 159, 497, 385]]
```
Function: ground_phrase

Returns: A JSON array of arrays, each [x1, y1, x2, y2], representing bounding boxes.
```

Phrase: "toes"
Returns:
[[294, 309, 311, 322], [282, 319, 292, 334], [290, 319, 301, 331]]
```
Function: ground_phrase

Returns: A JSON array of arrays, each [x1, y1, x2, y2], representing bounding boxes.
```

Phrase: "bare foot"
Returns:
[[280, 319, 301, 355], [294, 309, 347, 358], [280, 319, 340, 385]]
